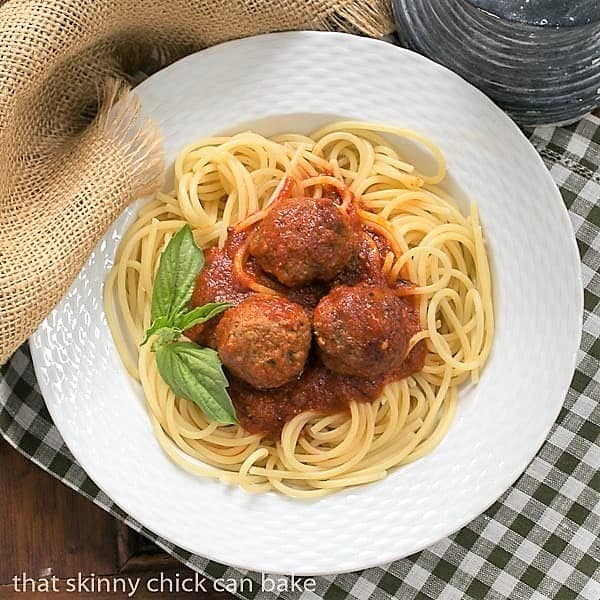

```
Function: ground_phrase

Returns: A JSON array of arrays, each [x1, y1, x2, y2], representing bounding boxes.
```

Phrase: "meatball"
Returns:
[[216, 295, 311, 389], [248, 196, 356, 287], [313, 284, 410, 378]]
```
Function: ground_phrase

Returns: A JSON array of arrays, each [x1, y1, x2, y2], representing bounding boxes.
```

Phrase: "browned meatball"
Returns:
[[313, 284, 410, 378], [248, 197, 356, 287], [216, 295, 311, 389]]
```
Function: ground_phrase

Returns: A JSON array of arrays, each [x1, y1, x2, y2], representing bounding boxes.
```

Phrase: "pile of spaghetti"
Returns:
[[105, 121, 494, 498]]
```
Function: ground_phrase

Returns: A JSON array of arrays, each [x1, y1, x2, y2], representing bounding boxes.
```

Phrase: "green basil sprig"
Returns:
[[155, 343, 235, 424], [142, 225, 236, 424]]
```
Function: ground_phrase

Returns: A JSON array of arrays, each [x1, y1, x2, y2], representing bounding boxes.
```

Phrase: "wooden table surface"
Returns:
[[0, 439, 234, 599]]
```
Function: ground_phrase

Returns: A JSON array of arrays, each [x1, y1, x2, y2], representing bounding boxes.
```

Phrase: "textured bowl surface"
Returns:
[[30, 32, 582, 575], [393, 0, 600, 126], [469, 0, 600, 27]]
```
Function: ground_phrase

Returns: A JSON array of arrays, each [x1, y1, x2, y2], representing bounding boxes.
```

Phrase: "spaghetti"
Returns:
[[104, 121, 494, 498]]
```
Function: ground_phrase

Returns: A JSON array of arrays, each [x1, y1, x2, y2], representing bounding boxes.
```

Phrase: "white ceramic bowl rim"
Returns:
[[30, 32, 582, 575]]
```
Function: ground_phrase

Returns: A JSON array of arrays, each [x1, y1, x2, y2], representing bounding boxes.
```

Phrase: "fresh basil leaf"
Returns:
[[155, 342, 237, 425], [142, 303, 230, 346], [174, 302, 231, 331], [151, 225, 204, 322], [140, 316, 173, 346], [151, 327, 182, 350]]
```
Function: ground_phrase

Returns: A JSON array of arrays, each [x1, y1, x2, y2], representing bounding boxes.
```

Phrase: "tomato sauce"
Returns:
[[230, 326, 425, 439], [187, 197, 426, 439]]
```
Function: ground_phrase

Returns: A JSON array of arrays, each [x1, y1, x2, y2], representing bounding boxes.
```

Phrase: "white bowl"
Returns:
[[30, 32, 582, 575]]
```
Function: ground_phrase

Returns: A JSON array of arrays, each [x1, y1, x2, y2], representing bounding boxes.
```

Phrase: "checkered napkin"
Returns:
[[1, 114, 599, 600]]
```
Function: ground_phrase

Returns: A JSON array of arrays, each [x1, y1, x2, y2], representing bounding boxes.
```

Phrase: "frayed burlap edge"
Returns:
[[0, 0, 393, 365]]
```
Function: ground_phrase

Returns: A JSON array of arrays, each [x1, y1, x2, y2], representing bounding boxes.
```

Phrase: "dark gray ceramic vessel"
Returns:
[[392, 0, 600, 125]]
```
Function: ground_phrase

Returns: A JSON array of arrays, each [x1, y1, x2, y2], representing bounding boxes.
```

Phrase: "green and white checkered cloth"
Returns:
[[1, 112, 599, 600]]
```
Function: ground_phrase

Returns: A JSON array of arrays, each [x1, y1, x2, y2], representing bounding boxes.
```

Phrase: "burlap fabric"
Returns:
[[0, 0, 393, 365]]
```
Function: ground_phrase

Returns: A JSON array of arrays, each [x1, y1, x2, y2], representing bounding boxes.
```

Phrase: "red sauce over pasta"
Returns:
[[187, 187, 426, 439]]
